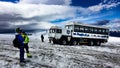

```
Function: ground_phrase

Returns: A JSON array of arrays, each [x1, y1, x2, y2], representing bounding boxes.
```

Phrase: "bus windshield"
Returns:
[[49, 29, 62, 33]]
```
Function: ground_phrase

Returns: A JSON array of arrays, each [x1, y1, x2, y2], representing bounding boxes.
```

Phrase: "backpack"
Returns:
[[13, 35, 20, 48]]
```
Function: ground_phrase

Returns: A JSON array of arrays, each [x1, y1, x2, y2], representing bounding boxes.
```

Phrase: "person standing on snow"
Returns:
[[41, 34, 44, 42], [15, 28, 25, 63], [22, 31, 32, 58]]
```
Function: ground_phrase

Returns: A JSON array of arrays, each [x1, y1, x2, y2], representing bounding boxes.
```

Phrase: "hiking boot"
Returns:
[[20, 60, 26, 63], [27, 53, 32, 58]]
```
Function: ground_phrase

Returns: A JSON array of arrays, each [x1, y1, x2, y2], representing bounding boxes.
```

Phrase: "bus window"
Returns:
[[74, 25, 80, 32], [52, 29, 54, 33], [79, 26, 84, 32], [94, 28, 98, 33], [69, 25, 73, 30], [103, 29, 105, 33], [84, 27, 89, 33], [56, 29, 62, 33], [49, 29, 55, 33], [98, 29, 102, 34], [89, 27, 93, 33], [105, 29, 109, 34], [65, 25, 73, 30], [101, 29, 106, 34], [65, 26, 68, 29]]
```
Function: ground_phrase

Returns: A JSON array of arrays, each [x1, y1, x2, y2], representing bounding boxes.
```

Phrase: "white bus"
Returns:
[[48, 22, 109, 46]]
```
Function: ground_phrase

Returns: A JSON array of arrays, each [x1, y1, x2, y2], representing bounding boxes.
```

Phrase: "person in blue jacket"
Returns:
[[16, 28, 25, 63]]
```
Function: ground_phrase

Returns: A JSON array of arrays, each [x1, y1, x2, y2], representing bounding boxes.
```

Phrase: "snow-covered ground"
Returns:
[[0, 32, 120, 68]]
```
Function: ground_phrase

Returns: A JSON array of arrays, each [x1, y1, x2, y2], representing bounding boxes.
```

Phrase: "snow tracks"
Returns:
[[0, 36, 120, 68]]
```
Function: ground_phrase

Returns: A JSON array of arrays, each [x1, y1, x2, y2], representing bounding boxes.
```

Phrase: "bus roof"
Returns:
[[65, 22, 109, 29], [50, 26, 62, 29]]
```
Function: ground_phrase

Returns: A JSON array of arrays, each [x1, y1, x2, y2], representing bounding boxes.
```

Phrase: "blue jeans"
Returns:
[[20, 46, 24, 62]]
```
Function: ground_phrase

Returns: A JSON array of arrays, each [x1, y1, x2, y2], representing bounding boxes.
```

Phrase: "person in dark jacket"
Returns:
[[16, 28, 25, 63], [41, 34, 44, 42]]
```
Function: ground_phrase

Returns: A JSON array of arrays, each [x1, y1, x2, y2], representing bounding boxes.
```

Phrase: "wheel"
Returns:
[[89, 40, 94, 46], [61, 40, 67, 45], [96, 41, 101, 46], [73, 40, 78, 45], [49, 39, 51, 43], [53, 38, 57, 44], [53, 40, 56, 44]]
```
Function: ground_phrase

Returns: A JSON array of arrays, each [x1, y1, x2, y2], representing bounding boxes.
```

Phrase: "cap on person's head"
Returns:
[[22, 31, 26, 34], [18, 30, 23, 33], [16, 27, 21, 33]]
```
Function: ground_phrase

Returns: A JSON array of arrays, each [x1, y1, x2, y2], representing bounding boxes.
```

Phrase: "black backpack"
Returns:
[[13, 35, 20, 48]]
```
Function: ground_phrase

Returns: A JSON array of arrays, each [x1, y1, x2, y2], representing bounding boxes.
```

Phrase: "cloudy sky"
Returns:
[[0, 0, 120, 33]]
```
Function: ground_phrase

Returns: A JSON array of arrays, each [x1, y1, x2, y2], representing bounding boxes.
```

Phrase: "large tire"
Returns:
[[53, 38, 57, 44], [96, 41, 101, 46], [53, 40, 56, 44], [49, 39, 52, 43], [61, 40, 67, 45], [89, 40, 94, 46], [73, 40, 78, 45]]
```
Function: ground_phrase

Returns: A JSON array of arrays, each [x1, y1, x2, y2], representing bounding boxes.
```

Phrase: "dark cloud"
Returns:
[[45, 0, 68, 5], [0, 21, 9, 27], [0, 29, 15, 33], [0, 13, 29, 30], [93, 20, 110, 25], [112, 19, 120, 23], [0, 21, 12, 29], [0, 28, 45, 33], [16, 23, 38, 30], [0, 12, 60, 33], [0, 13, 44, 33], [21, 0, 71, 5], [0, 13, 32, 21], [110, 19, 120, 30], [0, 13, 58, 23]]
